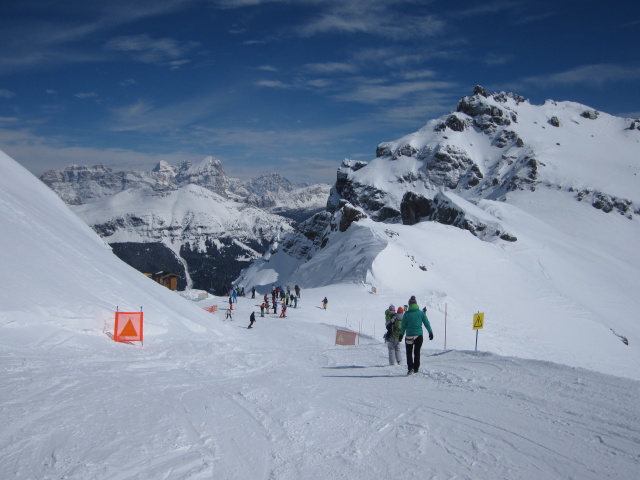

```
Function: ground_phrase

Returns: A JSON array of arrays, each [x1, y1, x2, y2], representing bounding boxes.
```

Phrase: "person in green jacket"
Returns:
[[400, 296, 433, 375]]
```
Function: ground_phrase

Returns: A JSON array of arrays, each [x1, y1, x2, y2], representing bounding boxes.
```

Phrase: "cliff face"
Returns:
[[326, 86, 640, 240]]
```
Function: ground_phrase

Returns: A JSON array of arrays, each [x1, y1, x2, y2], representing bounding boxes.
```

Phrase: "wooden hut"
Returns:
[[151, 271, 179, 291]]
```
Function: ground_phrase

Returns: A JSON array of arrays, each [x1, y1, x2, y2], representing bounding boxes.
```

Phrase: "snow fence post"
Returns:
[[444, 303, 447, 350]]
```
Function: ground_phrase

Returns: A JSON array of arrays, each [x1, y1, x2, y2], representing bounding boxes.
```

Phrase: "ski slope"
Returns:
[[2, 292, 639, 479]]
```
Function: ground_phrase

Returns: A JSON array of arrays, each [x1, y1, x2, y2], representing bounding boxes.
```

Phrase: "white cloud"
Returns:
[[297, 8, 446, 40], [484, 53, 513, 66], [255, 80, 291, 89], [75, 92, 99, 99], [0, 89, 16, 99], [333, 79, 457, 104], [104, 34, 200, 67], [303, 62, 358, 74], [520, 64, 640, 88]]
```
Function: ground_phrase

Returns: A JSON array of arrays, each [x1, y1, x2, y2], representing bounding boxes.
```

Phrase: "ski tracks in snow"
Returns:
[[1, 322, 639, 479]]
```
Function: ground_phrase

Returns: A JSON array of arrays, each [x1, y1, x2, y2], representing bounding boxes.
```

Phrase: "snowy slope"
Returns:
[[1, 149, 639, 479], [0, 150, 221, 343], [239, 193, 640, 381], [238, 88, 640, 381]]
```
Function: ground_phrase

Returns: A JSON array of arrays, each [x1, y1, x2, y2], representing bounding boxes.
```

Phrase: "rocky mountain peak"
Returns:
[[325, 86, 640, 240], [152, 160, 174, 173]]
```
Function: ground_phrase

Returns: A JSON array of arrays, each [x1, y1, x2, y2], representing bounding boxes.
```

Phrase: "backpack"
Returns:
[[390, 316, 403, 340], [385, 314, 403, 341]]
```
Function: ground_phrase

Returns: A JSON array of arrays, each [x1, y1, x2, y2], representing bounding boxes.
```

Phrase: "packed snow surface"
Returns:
[[1, 150, 639, 479]]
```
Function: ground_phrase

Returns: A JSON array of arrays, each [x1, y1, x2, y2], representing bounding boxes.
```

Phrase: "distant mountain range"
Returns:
[[41, 157, 331, 292]]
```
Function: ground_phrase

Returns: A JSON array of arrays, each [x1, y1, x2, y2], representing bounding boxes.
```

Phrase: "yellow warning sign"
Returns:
[[473, 312, 485, 330]]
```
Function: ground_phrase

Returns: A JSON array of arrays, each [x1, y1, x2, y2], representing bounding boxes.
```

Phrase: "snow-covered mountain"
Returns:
[[72, 184, 293, 292], [237, 86, 640, 380], [1, 144, 639, 480], [40, 157, 330, 291], [328, 85, 639, 229], [40, 156, 331, 220]]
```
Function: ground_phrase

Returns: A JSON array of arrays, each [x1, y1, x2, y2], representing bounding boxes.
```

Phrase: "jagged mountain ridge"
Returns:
[[328, 85, 640, 236], [41, 156, 331, 221], [40, 157, 330, 292]]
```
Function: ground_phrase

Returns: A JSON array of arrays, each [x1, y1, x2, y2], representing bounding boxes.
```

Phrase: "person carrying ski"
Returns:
[[401, 296, 433, 375], [385, 306, 404, 366], [248, 311, 256, 329]]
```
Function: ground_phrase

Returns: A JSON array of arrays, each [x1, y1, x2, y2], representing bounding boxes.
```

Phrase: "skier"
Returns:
[[401, 296, 433, 375], [322, 297, 328, 310], [260, 303, 265, 317], [232, 290, 238, 303], [272, 300, 278, 314], [248, 311, 256, 329], [295, 285, 301, 298], [279, 303, 287, 318], [251, 287, 256, 299], [385, 306, 403, 366], [228, 296, 233, 310]]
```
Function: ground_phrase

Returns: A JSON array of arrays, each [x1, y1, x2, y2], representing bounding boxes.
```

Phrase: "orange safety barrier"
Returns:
[[114, 311, 143, 342], [203, 305, 218, 313], [335, 329, 357, 346]]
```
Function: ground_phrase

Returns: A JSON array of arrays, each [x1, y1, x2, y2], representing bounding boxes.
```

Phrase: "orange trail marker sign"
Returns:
[[114, 312, 143, 343]]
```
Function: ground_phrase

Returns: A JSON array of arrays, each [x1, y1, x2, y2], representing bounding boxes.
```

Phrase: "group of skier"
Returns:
[[239, 286, 433, 376], [239, 285, 304, 327], [384, 296, 433, 376]]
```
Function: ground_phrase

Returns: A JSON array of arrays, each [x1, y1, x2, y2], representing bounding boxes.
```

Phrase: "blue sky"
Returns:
[[0, 0, 638, 184]]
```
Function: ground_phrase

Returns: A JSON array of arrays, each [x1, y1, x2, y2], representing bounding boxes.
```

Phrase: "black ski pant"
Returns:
[[405, 335, 424, 372]]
